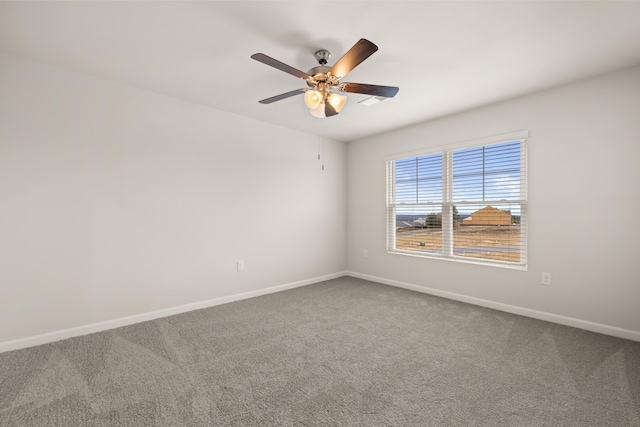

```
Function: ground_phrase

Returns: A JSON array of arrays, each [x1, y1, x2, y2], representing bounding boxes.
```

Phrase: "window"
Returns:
[[386, 131, 528, 269]]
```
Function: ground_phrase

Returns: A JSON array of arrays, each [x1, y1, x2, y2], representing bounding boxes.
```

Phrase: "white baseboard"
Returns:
[[346, 271, 640, 342], [5, 270, 637, 353], [0, 271, 347, 354]]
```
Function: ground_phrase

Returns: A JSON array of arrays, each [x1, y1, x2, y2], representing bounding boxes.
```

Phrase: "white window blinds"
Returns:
[[387, 132, 528, 268]]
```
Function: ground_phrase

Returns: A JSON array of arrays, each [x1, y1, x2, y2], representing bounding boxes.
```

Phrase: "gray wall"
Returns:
[[2, 52, 639, 347], [347, 65, 640, 335], [0, 53, 347, 344]]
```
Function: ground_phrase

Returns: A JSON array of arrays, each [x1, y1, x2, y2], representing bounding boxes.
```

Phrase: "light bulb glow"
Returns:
[[327, 93, 347, 112], [304, 90, 322, 109]]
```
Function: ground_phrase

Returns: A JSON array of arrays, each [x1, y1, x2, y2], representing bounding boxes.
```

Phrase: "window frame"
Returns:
[[386, 131, 528, 270]]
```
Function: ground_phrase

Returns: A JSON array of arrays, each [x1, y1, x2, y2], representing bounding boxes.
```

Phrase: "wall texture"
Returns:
[[347, 65, 640, 336], [0, 53, 347, 344]]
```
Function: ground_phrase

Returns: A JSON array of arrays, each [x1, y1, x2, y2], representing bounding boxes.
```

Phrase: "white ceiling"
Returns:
[[2, 1, 640, 142]]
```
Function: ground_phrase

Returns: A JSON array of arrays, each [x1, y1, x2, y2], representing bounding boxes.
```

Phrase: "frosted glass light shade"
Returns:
[[309, 103, 326, 118], [304, 90, 323, 109], [327, 93, 347, 112]]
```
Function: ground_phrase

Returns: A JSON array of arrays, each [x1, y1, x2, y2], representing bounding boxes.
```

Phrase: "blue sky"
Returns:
[[394, 140, 522, 216]]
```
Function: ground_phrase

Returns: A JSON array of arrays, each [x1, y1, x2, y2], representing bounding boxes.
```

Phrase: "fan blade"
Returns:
[[324, 102, 338, 117], [258, 88, 308, 104], [339, 82, 399, 98], [251, 53, 312, 80], [329, 39, 378, 79]]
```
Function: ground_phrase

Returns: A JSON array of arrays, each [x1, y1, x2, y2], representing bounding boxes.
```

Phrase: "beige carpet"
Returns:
[[1, 276, 639, 426]]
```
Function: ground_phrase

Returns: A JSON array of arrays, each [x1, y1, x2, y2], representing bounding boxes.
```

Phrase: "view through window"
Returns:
[[387, 133, 528, 267]]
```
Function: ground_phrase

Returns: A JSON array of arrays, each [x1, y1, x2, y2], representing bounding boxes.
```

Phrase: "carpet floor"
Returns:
[[1, 276, 639, 426]]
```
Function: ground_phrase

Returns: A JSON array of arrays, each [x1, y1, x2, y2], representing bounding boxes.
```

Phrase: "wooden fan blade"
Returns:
[[340, 82, 399, 98], [329, 39, 378, 79], [251, 53, 312, 80], [258, 88, 308, 104], [324, 101, 339, 117]]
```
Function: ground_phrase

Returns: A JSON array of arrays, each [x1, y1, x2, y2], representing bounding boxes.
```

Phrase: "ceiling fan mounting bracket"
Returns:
[[314, 49, 330, 65]]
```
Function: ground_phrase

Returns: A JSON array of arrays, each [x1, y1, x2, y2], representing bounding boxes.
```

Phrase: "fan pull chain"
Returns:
[[318, 141, 325, 171]]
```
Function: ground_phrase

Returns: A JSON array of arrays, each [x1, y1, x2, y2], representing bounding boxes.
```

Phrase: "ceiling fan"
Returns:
[[251, 38, 399, 118]]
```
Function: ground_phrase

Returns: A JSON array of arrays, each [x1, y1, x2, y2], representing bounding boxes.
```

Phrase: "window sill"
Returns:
[[388, 249, 528, 271]]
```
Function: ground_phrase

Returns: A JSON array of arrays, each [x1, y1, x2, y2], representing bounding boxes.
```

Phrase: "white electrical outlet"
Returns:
[[541, 272, 551, 285], [364, 250, 368, 258], [237, 260, 245, 271]]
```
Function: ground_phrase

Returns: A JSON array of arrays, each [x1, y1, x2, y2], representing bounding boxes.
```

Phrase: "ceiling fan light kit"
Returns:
[[251, 39, 399, 118], [304, 90, 323, 109], [309, 103, 328, 118], [327, 93, 347, 111]]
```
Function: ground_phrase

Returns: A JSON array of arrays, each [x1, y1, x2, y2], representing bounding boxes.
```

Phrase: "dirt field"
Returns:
[[396, 226, 521, 262]]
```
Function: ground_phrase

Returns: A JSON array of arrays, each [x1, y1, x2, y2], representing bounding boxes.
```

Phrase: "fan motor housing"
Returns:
[[307, 65, 331, 79], [306, 65, 340, 88]]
